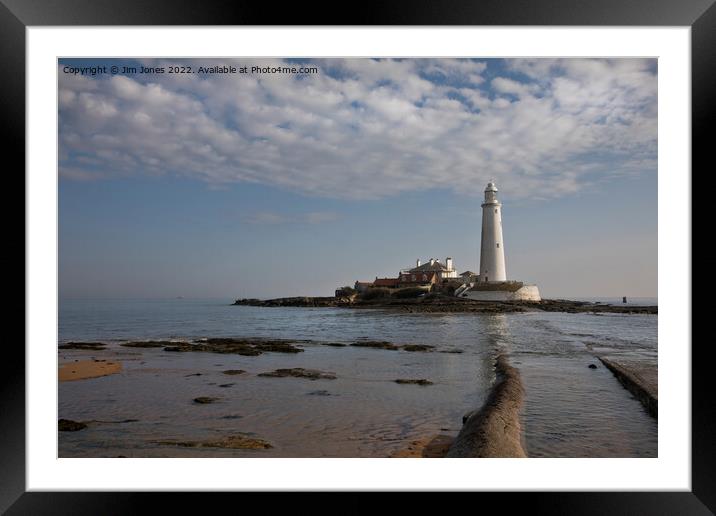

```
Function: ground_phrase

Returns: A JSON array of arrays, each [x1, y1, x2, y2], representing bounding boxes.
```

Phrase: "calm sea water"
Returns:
[[58, 298, 657, 458]]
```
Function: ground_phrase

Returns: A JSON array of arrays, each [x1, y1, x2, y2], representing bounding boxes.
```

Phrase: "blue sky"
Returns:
[[58, 58, 657, 299]]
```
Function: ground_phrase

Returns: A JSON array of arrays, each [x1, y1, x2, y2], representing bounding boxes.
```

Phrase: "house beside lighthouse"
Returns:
[[458, 181, 541, 301]]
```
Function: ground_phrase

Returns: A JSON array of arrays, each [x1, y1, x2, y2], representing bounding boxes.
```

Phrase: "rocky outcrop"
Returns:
[[446, 355, 526, 458], [58, 342, 106, 350], [350, 341, 433, 352], [394, 379, 433, 386], [350, 341, 400, 350], [401, 344, 434, 352], [121, 341, 176, 348], [233, 295, 657, 314], [58, 419, 87, 431], [163, 338, 304, 356], [193, 396, 220, 404], [233, 296, 346, 307], [257, 368, 337, 380]]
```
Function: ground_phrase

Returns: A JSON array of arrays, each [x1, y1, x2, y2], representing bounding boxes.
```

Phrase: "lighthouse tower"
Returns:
[[479, 181, 507, 283]]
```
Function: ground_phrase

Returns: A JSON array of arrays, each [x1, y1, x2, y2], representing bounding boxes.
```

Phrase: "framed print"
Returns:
[[6, 0, 713, 512]]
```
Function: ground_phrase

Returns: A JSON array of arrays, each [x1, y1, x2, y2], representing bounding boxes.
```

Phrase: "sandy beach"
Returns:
[[59, 359, 122, 382], [390, 434, 454, 457]]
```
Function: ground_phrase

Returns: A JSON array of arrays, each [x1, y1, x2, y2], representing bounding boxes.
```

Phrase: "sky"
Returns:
[[58, 58, 657, 300]]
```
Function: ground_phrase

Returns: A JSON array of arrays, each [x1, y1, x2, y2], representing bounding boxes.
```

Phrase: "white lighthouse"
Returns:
[[479, 181, 507, 283], [458, 180, 542, 301]]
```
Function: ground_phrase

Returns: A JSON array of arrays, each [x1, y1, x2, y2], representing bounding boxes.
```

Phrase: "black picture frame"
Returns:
[[6, 0, 711, 512]]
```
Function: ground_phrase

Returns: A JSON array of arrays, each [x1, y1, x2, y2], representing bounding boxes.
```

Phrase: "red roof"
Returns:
[[373, 277, 401, 287]]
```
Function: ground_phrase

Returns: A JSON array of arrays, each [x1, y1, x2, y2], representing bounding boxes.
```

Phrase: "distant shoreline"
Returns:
[[232, 295, 658, 314]]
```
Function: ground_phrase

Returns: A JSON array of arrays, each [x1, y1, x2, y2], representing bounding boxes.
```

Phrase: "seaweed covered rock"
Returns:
[[401, 344, 434, 352], [163, 338, 303, 356], [395, 379, 433, 386], [154, 434, 272, 450], [121, 341, 176, 348], [58, 342, 106, 350], [258, 368, 336, 380], [350, 341, 399, 350], [59, 419, 87, 431], [193, 396, 220, 404]]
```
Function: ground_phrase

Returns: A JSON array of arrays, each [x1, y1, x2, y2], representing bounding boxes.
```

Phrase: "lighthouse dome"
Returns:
[[485, 181, 498, 192]]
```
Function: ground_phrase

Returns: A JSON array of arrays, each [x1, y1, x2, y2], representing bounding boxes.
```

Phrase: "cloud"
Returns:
[[491, 77, 536, 98], [58, 58, 657, 201]]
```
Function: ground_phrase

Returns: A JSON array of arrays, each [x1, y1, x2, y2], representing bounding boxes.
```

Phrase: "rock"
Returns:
[[58, 342, 106, 350], [184, 373, 203, 377], [218, 383, 235, 388], [350, 341, 400, 350], [323, 342, 347, 347], [58, 419, 87, 431], [193, 396, 220, 404], [164, 338, 302, 356], [121, 341, 176, 348], [401, 344, 434, 352], [234, 296, 341, 308], [154, 434, 272, 450], [446, 355, 526, 458], [588, 364, 598, 369], [251, 341, 303, 353], [395, 379, 433, 386], [307, 390, 332, 396], [222, 369, 246, 375], [258, 368, 337, 380], [221, 414, 243, 420]]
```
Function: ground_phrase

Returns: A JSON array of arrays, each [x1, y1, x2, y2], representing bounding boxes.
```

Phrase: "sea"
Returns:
[[58, 298, 658, 458]]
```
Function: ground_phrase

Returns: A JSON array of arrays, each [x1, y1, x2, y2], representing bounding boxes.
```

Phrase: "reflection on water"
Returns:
[[58, 299, 657, 457]]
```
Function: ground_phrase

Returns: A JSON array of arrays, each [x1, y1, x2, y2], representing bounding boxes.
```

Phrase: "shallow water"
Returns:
[[58, 299, 657, 457]]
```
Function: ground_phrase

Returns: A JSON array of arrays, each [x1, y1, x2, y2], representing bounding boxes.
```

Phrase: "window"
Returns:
[[494, 208, 498, 213], [496, 243, 500, 248]]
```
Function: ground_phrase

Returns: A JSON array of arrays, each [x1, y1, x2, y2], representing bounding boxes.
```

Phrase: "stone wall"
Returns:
[[463, 285, 541, 302]]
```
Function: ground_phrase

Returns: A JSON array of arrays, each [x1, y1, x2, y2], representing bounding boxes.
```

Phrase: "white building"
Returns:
[[462, 181, 541, 302], [402, 257, 458, 280]]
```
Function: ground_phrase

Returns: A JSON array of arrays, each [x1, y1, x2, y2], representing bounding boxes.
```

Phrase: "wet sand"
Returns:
[[390, 434, 454, 457], [59, 359, 122, 382]]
